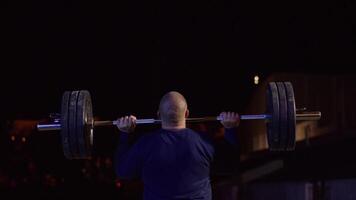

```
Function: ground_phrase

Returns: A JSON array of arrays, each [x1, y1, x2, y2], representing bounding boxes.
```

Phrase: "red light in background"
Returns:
[[115, 180, 122, 188]]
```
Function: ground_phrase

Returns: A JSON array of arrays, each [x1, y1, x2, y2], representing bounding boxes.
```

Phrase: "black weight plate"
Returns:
[[276, 82, 288, 150], [266, 82, 280, 150], [85, 91, 94, 157], [76, 90, 93, 158], [284, 82, 296, 150], [60, 91, 71, 159], [68, 91, 80, 159]]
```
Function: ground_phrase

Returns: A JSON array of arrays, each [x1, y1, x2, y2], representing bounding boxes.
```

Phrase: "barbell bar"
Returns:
[[37, 113, 321, 131], [36, 82, 321, 159]]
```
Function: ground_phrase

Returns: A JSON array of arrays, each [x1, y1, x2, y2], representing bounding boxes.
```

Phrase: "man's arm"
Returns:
[[209, 112, 240, 174], [220, 112, 240, 145], [224, 127, 238, 145], [114, 115, 142, 180]]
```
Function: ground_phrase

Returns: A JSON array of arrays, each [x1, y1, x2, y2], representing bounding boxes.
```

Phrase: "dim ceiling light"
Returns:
[[254, 75, 259, 85]]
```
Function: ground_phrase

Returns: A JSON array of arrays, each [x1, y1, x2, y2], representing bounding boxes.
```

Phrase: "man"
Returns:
[[115, 91, 239, 200]]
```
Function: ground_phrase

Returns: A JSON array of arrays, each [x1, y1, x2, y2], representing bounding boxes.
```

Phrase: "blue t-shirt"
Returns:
[[115, 128, 238, 200]]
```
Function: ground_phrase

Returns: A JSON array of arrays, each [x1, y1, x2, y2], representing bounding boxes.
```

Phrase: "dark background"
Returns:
[[1, 0, 355, 119], [0, 0, 355, 199]]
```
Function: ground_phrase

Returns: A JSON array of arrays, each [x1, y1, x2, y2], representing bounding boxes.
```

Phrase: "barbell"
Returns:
[[37, 82, 321, 159]]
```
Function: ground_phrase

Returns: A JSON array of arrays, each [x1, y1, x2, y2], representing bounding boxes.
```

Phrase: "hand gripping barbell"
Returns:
[[37, 82, 321, 159]]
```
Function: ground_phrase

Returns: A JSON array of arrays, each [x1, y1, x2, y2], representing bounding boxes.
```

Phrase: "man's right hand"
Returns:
[[116, 115, 137, 133]]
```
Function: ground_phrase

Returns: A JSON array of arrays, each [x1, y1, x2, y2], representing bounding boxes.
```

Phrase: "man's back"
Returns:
[[116, 128, 215, 200]]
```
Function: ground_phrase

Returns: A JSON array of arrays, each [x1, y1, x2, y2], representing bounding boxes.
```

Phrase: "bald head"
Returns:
[[158, 91, 188, 127]]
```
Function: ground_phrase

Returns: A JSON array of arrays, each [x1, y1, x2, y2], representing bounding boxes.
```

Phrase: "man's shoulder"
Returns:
[[139, 130, 160, 140], [140, 128, 206, 141]]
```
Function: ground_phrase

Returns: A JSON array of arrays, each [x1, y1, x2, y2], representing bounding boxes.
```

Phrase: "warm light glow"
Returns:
[[116, 180, 122, 188], [11, 136, 15, 141], [21, 137, 26, 143], [254, 75, 259, 85]]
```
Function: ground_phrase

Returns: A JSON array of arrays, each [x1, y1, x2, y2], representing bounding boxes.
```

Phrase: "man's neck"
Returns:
[[161, 121, 186, 131]]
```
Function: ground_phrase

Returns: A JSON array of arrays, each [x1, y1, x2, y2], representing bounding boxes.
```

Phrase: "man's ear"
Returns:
[[185, 109, 189, 118]]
